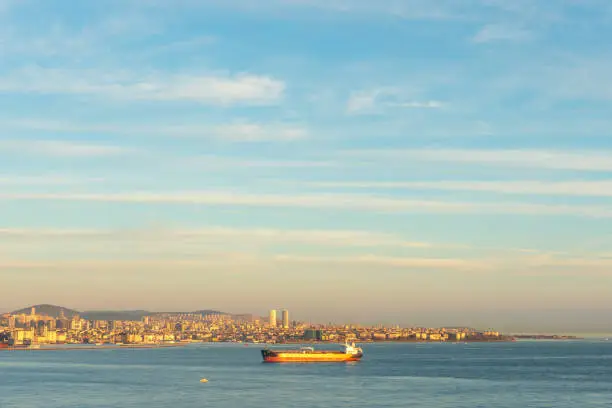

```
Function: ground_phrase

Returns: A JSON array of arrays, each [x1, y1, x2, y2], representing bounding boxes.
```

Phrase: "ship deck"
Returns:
[[273, 350, 345, 354]]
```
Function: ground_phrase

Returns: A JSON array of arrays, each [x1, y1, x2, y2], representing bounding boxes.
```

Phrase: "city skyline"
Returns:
[[3, 304, 519, 349], [1, 1, 611, 334], [1, 303, 611, 335]]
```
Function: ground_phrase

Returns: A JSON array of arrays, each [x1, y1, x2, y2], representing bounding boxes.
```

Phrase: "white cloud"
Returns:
[[343, 149, 612, 172], [4, 253, 612, 275], [347, 88, 443, 114], [0, 226, 478, 272], [305, 180, 612, 197], [525, 256, 612, 269], [0, 140, 131, 157], [148, 0, 608, 25], [195, 0, 546, 21], [141, 0, 465, 20], [0, 255, 485, 273], [0, 175, 104, 185], [2, 228, 611, 276], [389, 101, 444, 108], [181, 156, 334, 169], [213, 123, 307, 142], [272, 254, 485, 270], [149, 36, 217, 54], [346, 91, 378, 113], [0, 191, 610, 218], [543, 57, 612, 102], [472, 24, 531, 43], [0, 67, 285, 105], [0, 227, 431, 249], [2, 119, 306, 142]]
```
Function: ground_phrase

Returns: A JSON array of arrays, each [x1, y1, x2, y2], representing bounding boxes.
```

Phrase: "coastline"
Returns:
[[0, 343, 186, 352], [2, 336, 590, 351]]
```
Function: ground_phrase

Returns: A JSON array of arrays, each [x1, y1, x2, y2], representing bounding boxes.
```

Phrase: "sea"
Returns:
[[1, 341, 611, 407]]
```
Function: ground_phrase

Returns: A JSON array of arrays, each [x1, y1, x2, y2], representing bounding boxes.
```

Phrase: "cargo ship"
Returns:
[[261, 342, 363, 363]]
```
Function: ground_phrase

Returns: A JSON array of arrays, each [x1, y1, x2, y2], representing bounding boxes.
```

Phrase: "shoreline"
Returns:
[[0, 343, 186, 352], [1, 337, 589, 351]]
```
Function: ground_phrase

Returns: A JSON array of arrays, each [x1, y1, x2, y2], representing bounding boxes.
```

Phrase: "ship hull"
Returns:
[[262, 349, 363, 363]]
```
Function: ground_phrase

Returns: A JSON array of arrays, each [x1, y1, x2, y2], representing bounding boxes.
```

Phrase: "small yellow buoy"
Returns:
[[200, 378, 208, 383]]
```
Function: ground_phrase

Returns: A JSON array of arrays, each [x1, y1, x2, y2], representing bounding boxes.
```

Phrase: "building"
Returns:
[[269, 310, 277, 328], [282, 310, 289, 329], [303, 329, 322, 341]]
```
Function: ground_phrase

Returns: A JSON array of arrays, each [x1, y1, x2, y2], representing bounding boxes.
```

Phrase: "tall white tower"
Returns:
[[282, 309, 289, 329], [269, 309, 277, 328]]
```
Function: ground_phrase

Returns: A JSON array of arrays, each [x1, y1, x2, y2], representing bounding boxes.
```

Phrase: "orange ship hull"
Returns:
[[262, 349, 363, 363]]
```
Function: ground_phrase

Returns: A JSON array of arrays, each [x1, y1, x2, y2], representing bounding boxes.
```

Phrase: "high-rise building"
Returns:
[[282, 309, 289, 329], [269, 309, 277, 328]]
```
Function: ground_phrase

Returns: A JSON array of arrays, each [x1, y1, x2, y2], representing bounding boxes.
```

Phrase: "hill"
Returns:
[[192, 309, 227, 316], [81, 310, 151, 321], [10, 305, 231, 321], [11, 304, 80, 319]]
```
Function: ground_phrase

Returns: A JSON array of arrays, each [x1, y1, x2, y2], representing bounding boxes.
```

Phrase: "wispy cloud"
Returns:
[[0, 11, 162, 59], [0, 175, 104, 186], [0, 191, 610, 218], [0, 255, 485, 272], [0, 227, 432, 249], [0, 226, 480, 273], [0, 140, 131, 157], [343, 149, 612, 172], [272, 254, 485, 270], [472, 24, 532, 43], [147, 35, 217, 55], [346, 88, 443, 115], [150, 0, 611, 25], [140, 0, 467, 20], [190, 0, 565, 22], [181, 156, 334, 169], [0, 67, 285, 105], [524, 256, 612, 269], [2, 119, 306, 142], [305, 180, 612, 197], [388, 101, 444, 108], [212, 123, 307, 142], [4, 254, 612, 276], [3, 228, 608, 274]]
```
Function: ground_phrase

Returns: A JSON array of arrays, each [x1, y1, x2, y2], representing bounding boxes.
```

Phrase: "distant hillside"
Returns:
[[10, 305, 230, 321], [192, 310, 227, 316], [11, 304, 80, 319], [83, 310, 230, 321], [81, 310, 151, 321]]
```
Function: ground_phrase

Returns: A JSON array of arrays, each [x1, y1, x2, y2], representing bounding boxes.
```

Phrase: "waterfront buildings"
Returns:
[[0, 308, 508, 346]]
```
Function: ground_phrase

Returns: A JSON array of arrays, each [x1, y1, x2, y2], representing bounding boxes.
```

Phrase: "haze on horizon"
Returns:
[[1, 1, 611, 335]]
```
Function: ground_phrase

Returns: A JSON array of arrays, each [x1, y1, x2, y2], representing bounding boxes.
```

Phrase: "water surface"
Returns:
[[1, 341, 611, 407]]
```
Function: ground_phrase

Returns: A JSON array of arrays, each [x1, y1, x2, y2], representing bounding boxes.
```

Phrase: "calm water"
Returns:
[[1, 341, 611, 407]]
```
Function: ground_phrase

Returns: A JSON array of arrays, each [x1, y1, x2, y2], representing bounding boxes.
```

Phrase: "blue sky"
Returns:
[[1, 0, 611, 332]]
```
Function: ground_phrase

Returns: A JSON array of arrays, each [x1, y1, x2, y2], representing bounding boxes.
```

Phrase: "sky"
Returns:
[[1, 0, 611, 333]]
